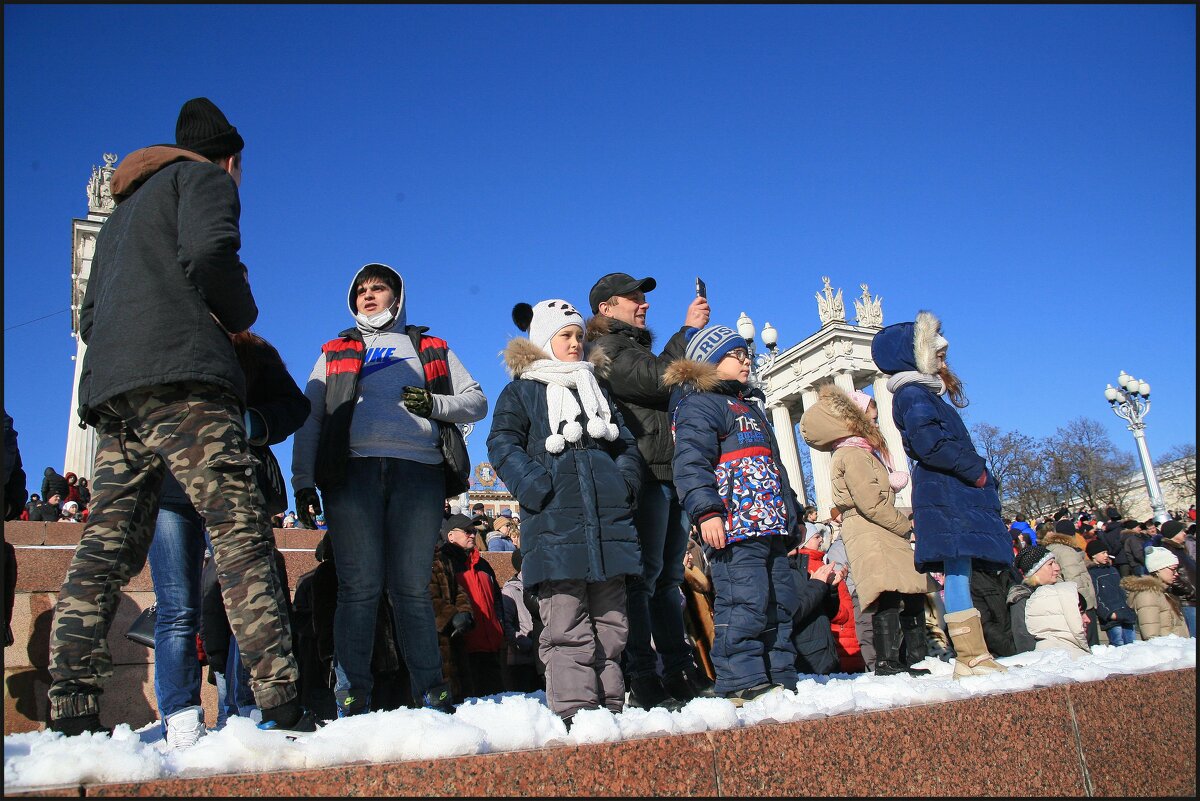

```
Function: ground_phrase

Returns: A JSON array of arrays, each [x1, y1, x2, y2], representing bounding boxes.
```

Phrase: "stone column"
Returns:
[[873, 373, 911, 508], [833, 370, 856, 394], [802, 388, 832, 517], [63, 338, 97, 481], [770, 401, 807, 507]]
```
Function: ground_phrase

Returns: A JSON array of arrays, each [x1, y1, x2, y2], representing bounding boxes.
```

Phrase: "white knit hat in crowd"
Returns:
[[516, 299, 585, 360], [1144, 546, 1179, 574]]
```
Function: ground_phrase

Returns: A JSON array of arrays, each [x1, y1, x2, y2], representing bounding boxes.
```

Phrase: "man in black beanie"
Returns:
[[47, 98, 316, 737]]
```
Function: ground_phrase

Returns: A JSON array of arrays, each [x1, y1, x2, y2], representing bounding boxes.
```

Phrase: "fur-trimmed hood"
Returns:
[[799, 383, 887, 452], [502, 337, 609, 379], [585, 314, 655, 346], [1042, 532, 1083, 550], [1120, 575, 1169, 596], [663, 358, 723, 393], [871, 310, 943, 376]]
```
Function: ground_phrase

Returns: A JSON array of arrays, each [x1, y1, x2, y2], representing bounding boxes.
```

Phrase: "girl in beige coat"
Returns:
[[800, 385, 930, 676], [1122, 547, 1190, 640]]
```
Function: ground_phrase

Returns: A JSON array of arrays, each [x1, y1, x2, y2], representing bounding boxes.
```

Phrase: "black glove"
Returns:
[[402, 386, 434, 418], [296, 487, 322, 529], [449, 611, 475, 638]]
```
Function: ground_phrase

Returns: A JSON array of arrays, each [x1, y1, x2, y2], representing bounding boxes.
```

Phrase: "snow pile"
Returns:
[[5, 636, 1194, 792]]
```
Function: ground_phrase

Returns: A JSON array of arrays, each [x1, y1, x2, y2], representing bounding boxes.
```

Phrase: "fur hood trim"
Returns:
[[663, 359, 722, 392], [585, 314, 655, 345], [800, 384, 886, 452], [1042, 533, 1082, 550], [1120, 575, 1167, 595], [913, 310, 942, 375], [502, 337, 609, 379]]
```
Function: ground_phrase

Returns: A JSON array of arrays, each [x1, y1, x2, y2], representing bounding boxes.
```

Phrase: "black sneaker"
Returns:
[[724, 683, 782, 708], [48, 713, 110, 737], [628, 674, 683, 712], [258, 698, 321, 737], [334, 688, 370, 718], [420, 685, 456, 714]]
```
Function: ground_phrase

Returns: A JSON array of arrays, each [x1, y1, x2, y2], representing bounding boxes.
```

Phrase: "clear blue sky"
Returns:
[[4, 5, 1195, 500]]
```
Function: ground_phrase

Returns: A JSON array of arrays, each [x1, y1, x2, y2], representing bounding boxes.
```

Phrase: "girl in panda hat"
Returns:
[[486, 299, 644, 727]]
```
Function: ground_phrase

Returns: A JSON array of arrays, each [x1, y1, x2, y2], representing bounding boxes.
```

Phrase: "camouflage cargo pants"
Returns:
[[48, 381, 298, 720]]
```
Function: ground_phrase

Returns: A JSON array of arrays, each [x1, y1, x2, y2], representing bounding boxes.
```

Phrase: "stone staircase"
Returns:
[[3, 520, 515, 735]]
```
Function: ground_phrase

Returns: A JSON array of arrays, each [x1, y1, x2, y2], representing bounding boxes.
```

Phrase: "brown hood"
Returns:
[[663, 359, 722, 392], [584, 314, 656, 345], [800, 384, 887, 453], [502, 337, 609, 378], [1042, 532, 1082, 550], [110, 146, 210, 202]]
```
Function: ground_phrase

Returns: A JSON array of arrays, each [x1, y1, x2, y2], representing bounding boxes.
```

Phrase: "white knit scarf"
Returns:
[[518, 359, 619, 453]]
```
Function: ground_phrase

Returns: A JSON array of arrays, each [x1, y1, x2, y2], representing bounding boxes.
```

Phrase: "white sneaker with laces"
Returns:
[[165, 705, 206, 750]]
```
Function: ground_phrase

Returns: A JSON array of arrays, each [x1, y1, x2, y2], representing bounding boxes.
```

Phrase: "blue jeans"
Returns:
[[147, 504, 208, 727], [1183, 605, 1196, 638], [214, 638, 254, 727], [709, 536, 798, 694], [1106, 625, 1136, 646], [942, 556, 974, 614], [625, 479, 693, 678], [324, 457, 446, 705]]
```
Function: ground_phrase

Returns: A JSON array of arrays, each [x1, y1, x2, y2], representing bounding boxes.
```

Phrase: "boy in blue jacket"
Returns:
[[665, 324, 802, 705], [487, 299, 644, 726], [1085, 540, 1137, 646]]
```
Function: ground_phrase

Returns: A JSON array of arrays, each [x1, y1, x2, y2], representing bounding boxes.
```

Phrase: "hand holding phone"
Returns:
[[695, 277, 707, 299]]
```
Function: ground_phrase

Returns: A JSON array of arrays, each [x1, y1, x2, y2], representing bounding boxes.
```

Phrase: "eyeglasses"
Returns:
[[723, 348, 750, 364]]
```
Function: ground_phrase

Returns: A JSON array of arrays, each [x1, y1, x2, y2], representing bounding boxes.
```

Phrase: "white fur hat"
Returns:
[[1144, 546, 1179, 574]]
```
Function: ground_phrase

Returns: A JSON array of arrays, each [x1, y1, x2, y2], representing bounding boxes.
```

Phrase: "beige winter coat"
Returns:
[[1121, 575, 1189, 640], [1043, 533, 1097, 611], [1024, 581, 1091, 659], [799, 385, 925, 610]]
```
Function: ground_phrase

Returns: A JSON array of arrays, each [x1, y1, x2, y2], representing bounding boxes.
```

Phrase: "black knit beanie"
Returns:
[[1016, 545, 1055, 577], [175, 97, 244, 159], [1161, 520, 1185, 539], [1054, 520, 1077, 537], [1085, 539, 1109, 559]]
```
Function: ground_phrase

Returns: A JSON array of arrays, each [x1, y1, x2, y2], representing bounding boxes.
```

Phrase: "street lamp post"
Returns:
[[1104, 371, 1169, 523], [736, 312, 779, 393]]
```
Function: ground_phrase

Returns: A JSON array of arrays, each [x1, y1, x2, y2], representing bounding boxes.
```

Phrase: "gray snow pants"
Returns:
[[537, 577, 627, 719]]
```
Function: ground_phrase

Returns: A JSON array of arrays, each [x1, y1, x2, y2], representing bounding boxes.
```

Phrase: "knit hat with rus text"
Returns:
[[685, 324, 747, 365], [175, 97, 244, 159]]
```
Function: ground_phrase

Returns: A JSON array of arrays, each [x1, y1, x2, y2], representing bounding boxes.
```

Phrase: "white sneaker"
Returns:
[[165, 705, 206, 750]]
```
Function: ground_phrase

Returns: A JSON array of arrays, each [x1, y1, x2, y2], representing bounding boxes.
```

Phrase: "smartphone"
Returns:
[[695, 277, 707, 299]]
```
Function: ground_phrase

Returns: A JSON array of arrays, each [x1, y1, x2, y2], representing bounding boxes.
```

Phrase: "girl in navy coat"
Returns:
[[486, 299, 643, 725], [665, 324, 802, 704], [870, 311, 1010, 678]]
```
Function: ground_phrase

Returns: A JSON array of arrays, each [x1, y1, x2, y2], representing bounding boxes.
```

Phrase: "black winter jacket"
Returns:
[[78, 146, 256, 423], [970, 565, 1020, 657], [1087, 563, 1136, 630], [40, 468, 68, 505], [585, 316, 690, 482], [788, 552, 841, 675]]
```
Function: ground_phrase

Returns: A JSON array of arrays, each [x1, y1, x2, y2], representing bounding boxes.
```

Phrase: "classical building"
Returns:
[[466, 461, 518, 518], [757, 279, 909, 518], [63, 154, 119, 481]]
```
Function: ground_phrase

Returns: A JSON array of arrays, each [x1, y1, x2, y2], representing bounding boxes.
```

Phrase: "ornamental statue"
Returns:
[[853, 283, 884, 328], [815, 276, 845, 326], [86, 153, 118, 215]]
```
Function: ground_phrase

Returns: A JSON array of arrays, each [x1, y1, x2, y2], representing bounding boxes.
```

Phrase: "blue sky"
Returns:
[[4, 5, 1195, 500]]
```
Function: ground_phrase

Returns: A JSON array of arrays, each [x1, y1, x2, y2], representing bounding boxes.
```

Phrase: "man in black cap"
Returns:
[[47, 98, 316, 736], [585, 272, 710, 710]]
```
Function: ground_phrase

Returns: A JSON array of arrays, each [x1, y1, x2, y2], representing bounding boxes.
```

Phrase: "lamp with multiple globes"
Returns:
[[736, 312, 779, 392], [1104, 370, 1168, 523]]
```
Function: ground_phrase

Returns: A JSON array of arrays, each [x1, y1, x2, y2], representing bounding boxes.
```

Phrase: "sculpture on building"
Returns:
[[86, 153, 118, 215], [854, 283, 884, 328], [815, 276, 845, 326]]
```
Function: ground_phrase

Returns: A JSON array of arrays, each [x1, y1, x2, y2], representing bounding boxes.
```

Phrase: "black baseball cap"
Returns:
[[440, 513, 476, 538], [589, 272, 657, 313]]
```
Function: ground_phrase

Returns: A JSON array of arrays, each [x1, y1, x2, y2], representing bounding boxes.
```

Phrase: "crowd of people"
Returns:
[[2, 96, 1194, 753]]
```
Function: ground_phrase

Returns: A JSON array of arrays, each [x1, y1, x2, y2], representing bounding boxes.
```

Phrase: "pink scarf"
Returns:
[[832, 435, 910, 492]]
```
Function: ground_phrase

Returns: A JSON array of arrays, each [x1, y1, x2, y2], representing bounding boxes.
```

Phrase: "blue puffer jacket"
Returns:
[[1087, 563, 1136, 630], [870, 314, 1011, 571], [486, 340, 644, 590], [665, 359, 803, 544]]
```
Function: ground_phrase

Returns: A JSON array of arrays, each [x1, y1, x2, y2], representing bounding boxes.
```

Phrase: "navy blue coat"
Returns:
[[486, 378, 644, 590], [668, 375, 804, 544], [788, 552, 841, 675], [871, 321, 1011, 572], [1088, 563, 1136, 630]]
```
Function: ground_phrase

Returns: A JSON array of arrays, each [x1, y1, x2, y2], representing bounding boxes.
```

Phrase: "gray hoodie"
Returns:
[[290, 263, 487, 491]]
